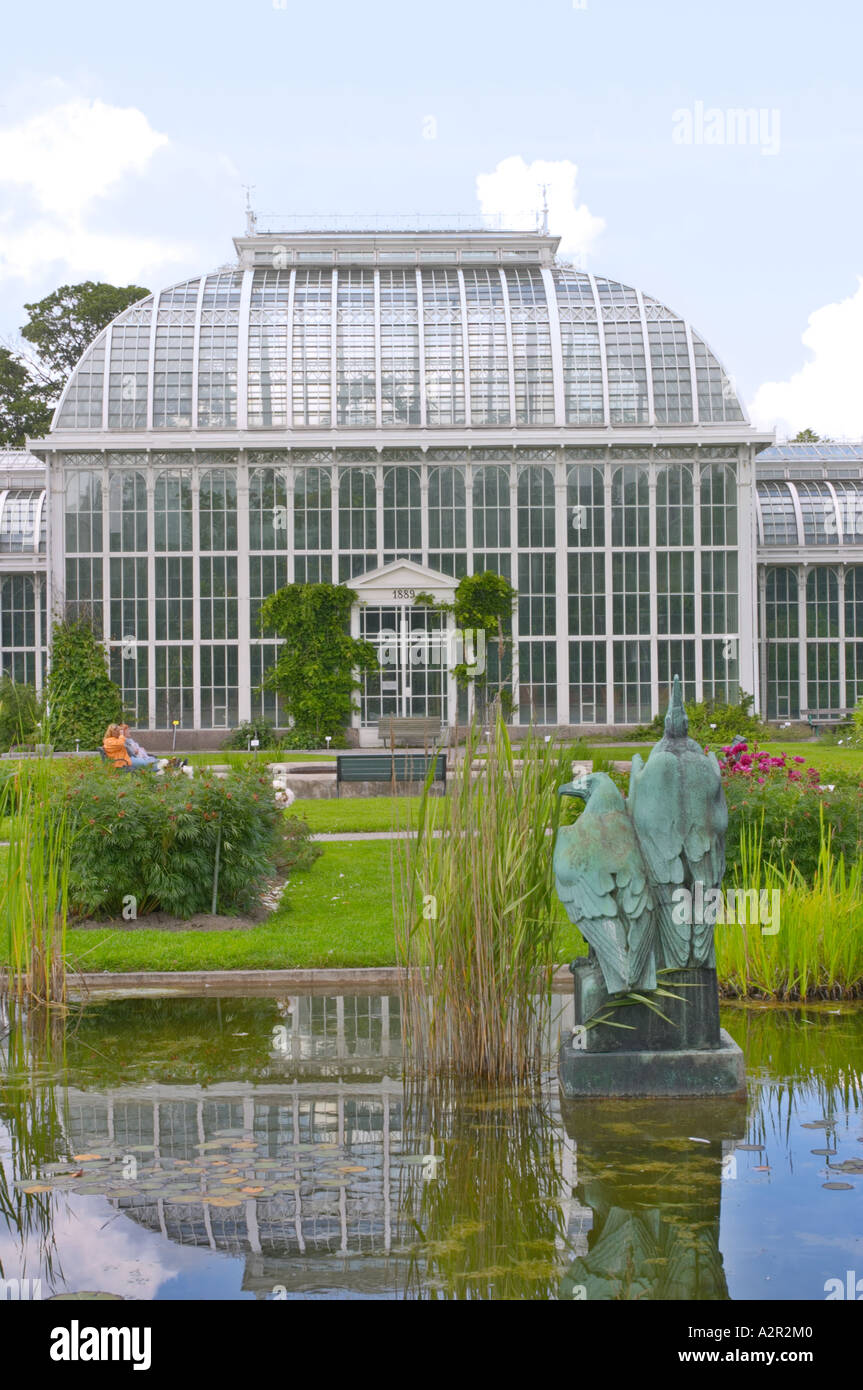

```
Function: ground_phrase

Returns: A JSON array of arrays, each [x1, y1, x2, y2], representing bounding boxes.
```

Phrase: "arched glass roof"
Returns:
[[0, 488, 46, 553], [52, 246, 746, 433], [756, 478, 863, 547]]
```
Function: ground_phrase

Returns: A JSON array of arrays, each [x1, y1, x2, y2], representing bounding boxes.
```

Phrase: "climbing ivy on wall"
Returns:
[[415, 570, 517, 715], [259, 583, 379, 743], [44, 614, 125, 750]]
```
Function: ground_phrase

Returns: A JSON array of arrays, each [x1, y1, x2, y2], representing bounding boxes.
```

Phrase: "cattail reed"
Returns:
[[394, 709, 569, 1081]]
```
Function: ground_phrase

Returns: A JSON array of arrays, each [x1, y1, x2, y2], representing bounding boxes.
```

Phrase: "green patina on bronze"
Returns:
[[555, 676, 744, 1093]]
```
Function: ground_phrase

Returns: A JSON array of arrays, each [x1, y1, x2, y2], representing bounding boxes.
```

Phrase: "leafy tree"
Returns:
[[1, 280, 150, 447], [44, 614, 124, 751], [415, 570, 517, 713], [21, 281, 150, 386], [0, 347, 53, 446], [258, 583, 378, 743], [791, 428, 828, 443], [0, 676, 41, 750]]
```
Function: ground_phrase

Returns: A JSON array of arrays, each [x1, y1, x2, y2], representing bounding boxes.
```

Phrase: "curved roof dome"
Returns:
[[52, 245, 746, 433]]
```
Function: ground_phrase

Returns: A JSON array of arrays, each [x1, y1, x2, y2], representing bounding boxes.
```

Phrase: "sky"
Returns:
[[1, 0, 862, 438]]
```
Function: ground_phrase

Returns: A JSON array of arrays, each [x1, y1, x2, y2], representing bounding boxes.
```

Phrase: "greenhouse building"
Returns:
[[3, 223, 861, 742]]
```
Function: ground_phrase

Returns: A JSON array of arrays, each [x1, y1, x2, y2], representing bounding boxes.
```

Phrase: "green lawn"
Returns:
[[64, 839, 585, 973], [184, 750, 336, 767], [293, 795, 429, 833]]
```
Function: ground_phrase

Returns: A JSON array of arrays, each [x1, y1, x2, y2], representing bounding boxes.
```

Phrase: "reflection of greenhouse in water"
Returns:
[[48, 994, 586, 1297]]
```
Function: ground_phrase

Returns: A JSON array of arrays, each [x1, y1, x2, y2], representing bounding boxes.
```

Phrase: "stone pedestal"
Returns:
[[560, 956, 745, 1098]]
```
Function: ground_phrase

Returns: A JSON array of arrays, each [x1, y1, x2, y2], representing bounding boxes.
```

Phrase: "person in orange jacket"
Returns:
[[103, 723, 132, 769]]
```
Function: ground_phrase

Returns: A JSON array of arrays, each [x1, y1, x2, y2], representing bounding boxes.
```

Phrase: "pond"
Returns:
[[0, 994, 860, 1301]]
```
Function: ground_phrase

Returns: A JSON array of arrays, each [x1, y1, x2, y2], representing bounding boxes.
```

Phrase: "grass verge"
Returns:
[[60, 840, 585, 973]]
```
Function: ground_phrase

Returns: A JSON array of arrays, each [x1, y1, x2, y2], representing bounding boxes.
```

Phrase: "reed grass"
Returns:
[[716, 810, 863, 1000], [394, 710, 570, 1082], [398, 1077, 568, 1299], [0, 757, 71, 1008]]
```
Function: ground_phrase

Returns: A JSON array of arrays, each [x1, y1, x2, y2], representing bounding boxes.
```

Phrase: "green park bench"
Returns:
[[335, 751, 447, 796], [376, 716, 445, 748], [803, 708, 854, 733]]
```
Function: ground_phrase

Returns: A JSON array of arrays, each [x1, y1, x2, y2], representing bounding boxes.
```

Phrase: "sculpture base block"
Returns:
[[559, 1027, 745, 1099]]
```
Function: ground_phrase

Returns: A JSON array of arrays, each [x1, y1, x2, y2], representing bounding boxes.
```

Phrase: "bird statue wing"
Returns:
[[554, 807, 656, 995], [629, 746, 727, 968]]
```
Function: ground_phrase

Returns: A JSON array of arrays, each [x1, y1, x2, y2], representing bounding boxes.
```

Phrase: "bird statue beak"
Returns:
[[558, 779, 588, 800]]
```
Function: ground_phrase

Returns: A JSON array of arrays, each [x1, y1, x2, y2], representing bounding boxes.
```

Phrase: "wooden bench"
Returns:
[[377, 716, 444, 748], [803, 708, 854, 732], [336, 752, 447, 795]]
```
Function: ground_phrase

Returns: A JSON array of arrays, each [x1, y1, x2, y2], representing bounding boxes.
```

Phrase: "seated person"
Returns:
[[103, 723, 131, 769], [121, 724, 159, 769]]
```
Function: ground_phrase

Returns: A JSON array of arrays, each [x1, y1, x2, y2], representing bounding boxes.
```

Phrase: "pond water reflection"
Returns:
[[0, 995, 860, 1300]]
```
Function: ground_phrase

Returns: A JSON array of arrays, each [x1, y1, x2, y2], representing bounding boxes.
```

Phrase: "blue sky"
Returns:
[[1, 0, 862, 434]]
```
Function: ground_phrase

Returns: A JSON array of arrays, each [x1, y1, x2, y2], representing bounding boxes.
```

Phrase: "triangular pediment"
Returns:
[[349, 558, 457, 602]]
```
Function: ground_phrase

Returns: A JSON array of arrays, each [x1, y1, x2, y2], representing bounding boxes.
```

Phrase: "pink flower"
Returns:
[[757, 777, 766, 784], [793, 755, 806, 764]]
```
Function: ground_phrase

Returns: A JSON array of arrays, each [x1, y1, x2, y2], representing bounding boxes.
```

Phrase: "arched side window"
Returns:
[[805, 566, 839, 639], [428, 465, 466, 551], [566, 465, 604, 548], [294, 467, 333, 553], [517, 464, 555, 548], [339, 466, 377, 552], [153, 470, 193, 552], [472, 464, 510, 552], [249, 468, 290, 552], [610, 464, 649, 548], [108, 472, 147, 552], [199, 468, 238, 552], [655, 464, 694, 547], [383, 465, 421, 554], [700, 462, 737, 547]]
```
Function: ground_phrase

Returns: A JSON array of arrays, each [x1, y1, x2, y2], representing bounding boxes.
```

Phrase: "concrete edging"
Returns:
[[69, 965, 575, 997]]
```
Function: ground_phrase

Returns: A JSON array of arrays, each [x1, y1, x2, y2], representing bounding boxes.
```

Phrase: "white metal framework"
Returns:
[[22, 227, 773, 735]]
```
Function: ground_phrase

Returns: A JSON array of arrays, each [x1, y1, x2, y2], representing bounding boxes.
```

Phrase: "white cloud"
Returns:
[[0, 99, 168, 220], [0, 98, 191, 286], [749, 278, 863, 439], [475, 156, 604, 264]]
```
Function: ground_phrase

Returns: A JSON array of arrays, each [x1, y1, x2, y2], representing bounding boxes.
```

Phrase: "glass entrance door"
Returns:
[[359, 605, 448, 726]]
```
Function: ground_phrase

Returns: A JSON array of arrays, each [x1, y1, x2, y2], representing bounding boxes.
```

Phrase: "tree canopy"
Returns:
[[21, 281, 150, 383], [0, 280, 150, 447]]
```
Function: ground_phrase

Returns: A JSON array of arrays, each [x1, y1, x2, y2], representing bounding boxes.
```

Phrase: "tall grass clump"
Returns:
[[394, 710, 570, 1081], [716, 810, 863, 1000], [0, 758, 71, 1007]]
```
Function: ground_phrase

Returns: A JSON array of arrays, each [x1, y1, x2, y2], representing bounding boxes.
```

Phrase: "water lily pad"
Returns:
[[811, 1148, 837, 1156], [240, 1186, 265, 1195], [801, 1122, 832, 1130], [20, 1183, 53, 1194], [823, 1182, 854, 1190], [330, 1165, 368, 1174], [72, 1153, 106, 1162], [125, 1145, 156, 1153], [753, 1165, 771, 1172], [204, 1195, 244, 1208], [830, 1159, 863, 1174], [49, 1291, 125, 1300], [735, 1144, 763, 1151]]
